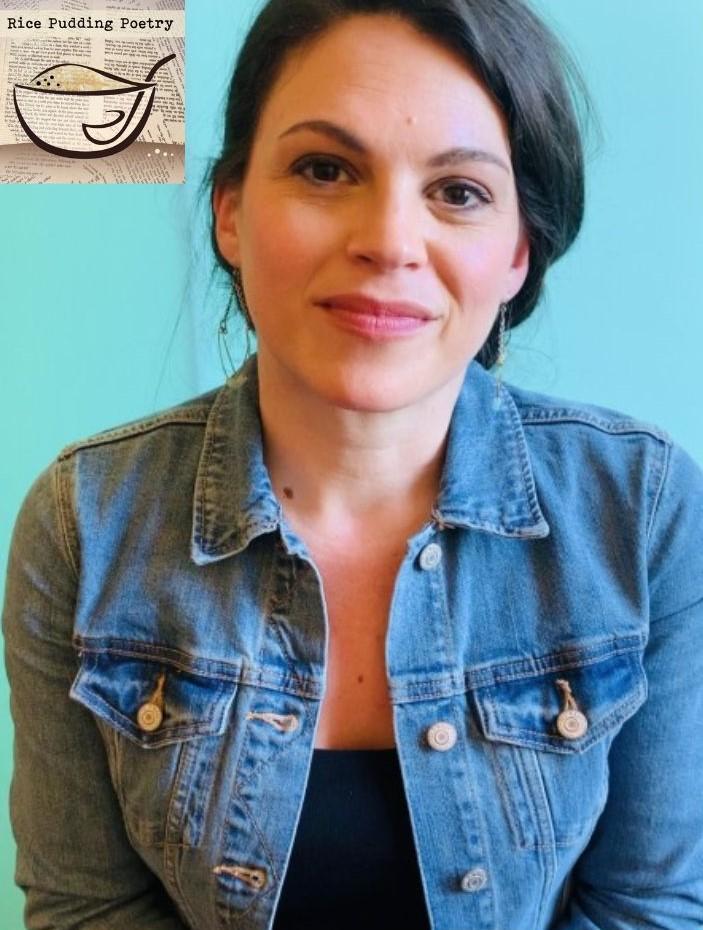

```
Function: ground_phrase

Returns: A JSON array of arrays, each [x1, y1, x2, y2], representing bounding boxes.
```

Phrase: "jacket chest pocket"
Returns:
[[71, 647, 237, 850], [470, 637, 647, 849]]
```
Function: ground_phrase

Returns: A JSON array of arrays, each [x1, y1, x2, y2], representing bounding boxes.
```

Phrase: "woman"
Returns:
[[4, 0, 703, 928]]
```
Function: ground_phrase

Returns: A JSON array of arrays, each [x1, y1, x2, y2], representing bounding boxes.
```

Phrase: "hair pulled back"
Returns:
[[209, 0, 591, 368]]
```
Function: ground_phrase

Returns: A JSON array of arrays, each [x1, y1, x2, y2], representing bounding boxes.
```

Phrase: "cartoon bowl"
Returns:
[[13, 55, 175, 158]]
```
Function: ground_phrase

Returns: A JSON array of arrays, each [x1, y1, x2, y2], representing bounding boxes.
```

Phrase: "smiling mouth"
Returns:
[[317, 294, 436, 320], [317, 300, 436, 340]]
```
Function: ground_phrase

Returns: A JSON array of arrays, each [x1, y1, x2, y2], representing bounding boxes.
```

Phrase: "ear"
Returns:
[[212, 183, 242, 268], [503, 220, 530, 303]]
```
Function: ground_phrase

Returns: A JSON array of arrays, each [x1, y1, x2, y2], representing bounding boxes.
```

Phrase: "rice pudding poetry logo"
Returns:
[[0, 7, 184, 183], [14, 52, 175, 158]]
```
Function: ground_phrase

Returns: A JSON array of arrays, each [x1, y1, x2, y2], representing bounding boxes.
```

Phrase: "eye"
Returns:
[[429, 179, 492, 210], [292, 155, 354, 186]]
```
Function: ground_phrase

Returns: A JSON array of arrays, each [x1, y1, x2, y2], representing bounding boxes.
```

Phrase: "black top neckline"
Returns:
[[312, 747, 397, 753]]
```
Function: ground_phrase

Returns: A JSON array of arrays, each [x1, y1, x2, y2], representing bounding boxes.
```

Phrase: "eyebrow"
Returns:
[[278, 119, 510, 173]]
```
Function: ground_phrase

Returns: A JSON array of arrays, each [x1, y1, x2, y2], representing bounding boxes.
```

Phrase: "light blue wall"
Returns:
[[1, 1, 700, 926]]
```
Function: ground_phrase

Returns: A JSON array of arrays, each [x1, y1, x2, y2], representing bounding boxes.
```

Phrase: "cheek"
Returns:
[[242, 192, 336, 287], [445, 232, 519, 308]]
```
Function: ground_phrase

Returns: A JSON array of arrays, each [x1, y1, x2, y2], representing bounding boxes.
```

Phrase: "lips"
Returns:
[[317, 294, 435, 320], [316, 293, 437, 340]]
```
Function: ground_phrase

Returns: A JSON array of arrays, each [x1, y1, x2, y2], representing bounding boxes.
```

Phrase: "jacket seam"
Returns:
[[52, 457, 79, 580], [650, 591, 703, 627], [480, 687, 645, 748], [645, 437, 671, 551], [73, 637, 244, 678], [518, 407, 670, 442], [193, 389, 222, 553], [506, 391, 546, 527], [465, 636, 644, 689], [56, 407, 212, 459]]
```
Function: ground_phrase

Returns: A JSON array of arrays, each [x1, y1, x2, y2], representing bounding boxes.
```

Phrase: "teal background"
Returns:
[[1, 1, 700, 926]]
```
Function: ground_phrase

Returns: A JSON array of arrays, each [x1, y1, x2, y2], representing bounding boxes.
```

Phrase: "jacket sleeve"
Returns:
[[2, 459, 189, 930], [553, 439, 703, 929]]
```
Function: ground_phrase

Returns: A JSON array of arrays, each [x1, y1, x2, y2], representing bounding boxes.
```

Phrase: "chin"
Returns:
[[313, 367, 433, 415]]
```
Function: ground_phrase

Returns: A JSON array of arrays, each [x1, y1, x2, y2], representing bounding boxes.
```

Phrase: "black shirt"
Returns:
[[273, 749, 431, 930]]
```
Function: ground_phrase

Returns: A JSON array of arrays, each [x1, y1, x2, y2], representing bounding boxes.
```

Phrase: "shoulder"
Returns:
[[505, 380, 679, 504], [43, 384, 228, 563], [506, 380, 671, 445], [507, 378, 702, 486], [504, 379, 703, 565], [55, 384, 222, 462]]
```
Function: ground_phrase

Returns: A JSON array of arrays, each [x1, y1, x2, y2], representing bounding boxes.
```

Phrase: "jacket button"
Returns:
[[461, 868, 488, 892], [426, 721, 457, 751], [556, 708, 588, 739], [137, 702, 163, 732], [418, 542, 442, 571]]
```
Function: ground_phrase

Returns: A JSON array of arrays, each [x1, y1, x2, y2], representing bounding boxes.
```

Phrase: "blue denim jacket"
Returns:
[[4, 354, 703, 930]]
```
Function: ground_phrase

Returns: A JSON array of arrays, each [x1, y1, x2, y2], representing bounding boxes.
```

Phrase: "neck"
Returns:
[[256, 351, 467, 541]]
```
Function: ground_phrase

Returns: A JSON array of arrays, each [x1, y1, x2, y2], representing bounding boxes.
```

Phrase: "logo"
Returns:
[[13, 53, 175, 159]]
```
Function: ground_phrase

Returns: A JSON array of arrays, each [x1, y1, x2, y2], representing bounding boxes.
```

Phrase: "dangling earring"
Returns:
[[217, 266, 250, 378], [492, 303, 508, 411], [217, 294, 236, 377], [232, 266, 252, 327], [227, 266, 256, 367]]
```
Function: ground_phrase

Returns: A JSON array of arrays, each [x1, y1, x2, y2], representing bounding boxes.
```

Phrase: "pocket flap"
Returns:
[[71, 647, 237, 748], [471, 639, 647, 754]]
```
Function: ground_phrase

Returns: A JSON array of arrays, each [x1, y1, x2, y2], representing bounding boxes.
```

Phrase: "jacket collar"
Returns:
[[191, 355, 549, 565]]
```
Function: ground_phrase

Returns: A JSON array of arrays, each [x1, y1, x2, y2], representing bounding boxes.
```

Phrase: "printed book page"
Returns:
[[0, 0, 184, 182]]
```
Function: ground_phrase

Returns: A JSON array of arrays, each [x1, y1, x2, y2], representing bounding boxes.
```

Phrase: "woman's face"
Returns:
[[214, 14, 529, 413]]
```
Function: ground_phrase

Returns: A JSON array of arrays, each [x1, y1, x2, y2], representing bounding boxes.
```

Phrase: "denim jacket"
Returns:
[[4, 354, 703, 930]]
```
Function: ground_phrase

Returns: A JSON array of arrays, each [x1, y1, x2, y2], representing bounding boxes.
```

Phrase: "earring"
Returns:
[[225, 266, 256, 369], [219, 297, 232, 338], [492, 303, 508, 412], [232, 266, 252, 325], [217, 294, 236, 377]]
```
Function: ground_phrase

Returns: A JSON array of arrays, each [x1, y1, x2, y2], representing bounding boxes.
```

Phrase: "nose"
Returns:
[[346, 182, 428, 271]]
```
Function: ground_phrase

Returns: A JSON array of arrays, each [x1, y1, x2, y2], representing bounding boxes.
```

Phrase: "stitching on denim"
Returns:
[[72, 668, 231, 745], [217, 789, 278, 924], [193, 375, 281, 559], [645, 437, 671, 551], [530, 742, 591, 849], [435, 510, 547, 537], [198, 404, 220, 553], [52, 458, 79, 579], [162, 742, 201, 924], [478, 686, 646, 754], [466, 636, 645, 689], [431, 546, 455, 672], [57, 407, 211, 460], [505, 390, 545, 527], [651, 591, 703, 626], [193, 385, 228, 554], [390, 672, 466, 702], [164, 818, 200, 930], [484, 741, 528, 849], [73, 637, 244, 679], [165, 739, 199, 849], [72, 636, 325, 698], [441, 706, 495, 926], [260, 540, 300, 679], [236, 695, 305, 788], [518, 747, 555, 849], [517, 405, 671, 442], [388, 636, 645, 704]]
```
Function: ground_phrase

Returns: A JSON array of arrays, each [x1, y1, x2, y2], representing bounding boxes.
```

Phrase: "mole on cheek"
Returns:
[[283, 487, 294, 500], [357, 675, 365, 684]]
